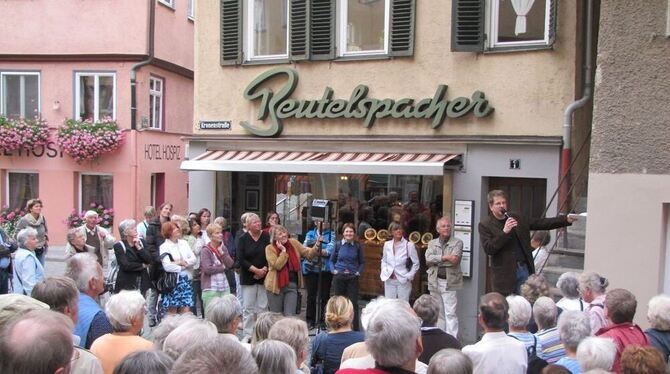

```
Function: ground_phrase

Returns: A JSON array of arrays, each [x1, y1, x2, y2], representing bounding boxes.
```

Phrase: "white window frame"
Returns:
[[245, 0, 290, 61], [0, 72, 41, 118], [4, 170, 38, 209], [79, 172, 113, 212], [149, 76, 164, 130], [337, 0, 390, 57], [488, 0, 552, 49], [187, 0, 195, 20], [158, 0, 175, 9], [74, 72, 117, 122]]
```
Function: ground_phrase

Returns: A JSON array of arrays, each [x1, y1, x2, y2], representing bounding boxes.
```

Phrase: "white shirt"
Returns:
[[462, 331, 528, 374], [160, 239, 196, 279], [532, 246, 549, 271], [556, 297, 589, 312], [380, 237, 420, 284]]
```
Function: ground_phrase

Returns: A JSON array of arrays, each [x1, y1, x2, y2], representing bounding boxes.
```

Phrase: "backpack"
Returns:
[[509, 334, 548, 374]]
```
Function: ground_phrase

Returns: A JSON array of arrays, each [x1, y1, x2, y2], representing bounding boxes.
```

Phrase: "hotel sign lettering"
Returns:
[[241, 67, 494, 137]]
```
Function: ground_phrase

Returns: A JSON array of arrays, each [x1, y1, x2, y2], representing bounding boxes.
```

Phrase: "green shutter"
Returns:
[[310, 0, 335, 60], [547, 0, 558, 47], [451, 0, 485, 52], [290, 0, 310, 61], [220, 0, 242, 65], [389, 0, 416, 57]]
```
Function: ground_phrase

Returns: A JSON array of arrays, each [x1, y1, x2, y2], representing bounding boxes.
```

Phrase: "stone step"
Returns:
[[546, 249, 585, 269]]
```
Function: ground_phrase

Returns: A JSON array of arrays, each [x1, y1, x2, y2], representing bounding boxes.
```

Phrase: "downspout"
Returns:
[[560, 0, 594, 213], [129, 0, 155, 220]]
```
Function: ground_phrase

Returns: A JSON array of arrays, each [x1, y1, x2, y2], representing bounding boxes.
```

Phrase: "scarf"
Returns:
[[275, 240, 300, 289], [207, 242, 225, 263], [23, 213, 44, 227]]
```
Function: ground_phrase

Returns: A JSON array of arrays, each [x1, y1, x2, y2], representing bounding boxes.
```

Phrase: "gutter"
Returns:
[[560, 0, 595, 212], [130, 0, 156, 130]]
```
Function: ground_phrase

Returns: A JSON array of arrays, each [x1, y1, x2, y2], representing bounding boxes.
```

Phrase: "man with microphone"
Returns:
[[479, 190, 577, 295]]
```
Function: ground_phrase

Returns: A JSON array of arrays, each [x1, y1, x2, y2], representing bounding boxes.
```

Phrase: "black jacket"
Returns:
[[145, 217, 167, 262], [113, 239, 153, 294]]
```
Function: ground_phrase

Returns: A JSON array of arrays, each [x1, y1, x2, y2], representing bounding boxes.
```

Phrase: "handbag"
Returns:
[[155, 252, 178, 294], [405, 242, 414, 271]]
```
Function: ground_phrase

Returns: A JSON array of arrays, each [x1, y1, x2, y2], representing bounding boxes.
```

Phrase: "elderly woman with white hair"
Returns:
[[252, 339, 297, 374], [12, 227, 44, 296], [533, 296, 566, 363], [113, 219, 153, 294], [90, 290, 153, 374], [576, 337, 617, 372], [205, 294, 245, 344], [579, 271, 610, 334], [556, 310, 592, 373], [162, 318, 218, 360], [427, 348, 473, 374], [645, 294, 670, 363], [506, 295, 545, 360], [556, 272, 588, 312]]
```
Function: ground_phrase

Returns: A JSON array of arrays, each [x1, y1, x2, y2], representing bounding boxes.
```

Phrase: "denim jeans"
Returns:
[[515, 262, 530, 295]]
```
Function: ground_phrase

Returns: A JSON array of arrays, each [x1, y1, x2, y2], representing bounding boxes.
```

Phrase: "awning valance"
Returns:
[[181, 150, 460, 176]]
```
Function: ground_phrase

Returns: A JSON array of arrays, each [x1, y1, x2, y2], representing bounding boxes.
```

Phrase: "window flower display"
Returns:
[[56, 118, 124, 163], [0, 116, 50, 152]]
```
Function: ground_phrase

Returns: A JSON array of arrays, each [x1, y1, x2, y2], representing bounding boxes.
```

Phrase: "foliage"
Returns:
[[0, 206, 29, 237], [56, 118, 124, 163], [0, 116, 50, 152], [64, 203, 114, 229]]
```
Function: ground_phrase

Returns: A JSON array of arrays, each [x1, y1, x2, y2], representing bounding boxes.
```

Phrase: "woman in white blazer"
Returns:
[[380, 222, 420, 302]]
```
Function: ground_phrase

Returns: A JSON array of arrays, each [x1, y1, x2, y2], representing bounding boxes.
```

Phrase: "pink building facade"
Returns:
[[0, 0, 194, 244]]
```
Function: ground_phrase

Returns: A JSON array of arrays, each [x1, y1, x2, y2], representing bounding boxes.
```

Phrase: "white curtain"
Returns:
[[511, 0, 535, 35]]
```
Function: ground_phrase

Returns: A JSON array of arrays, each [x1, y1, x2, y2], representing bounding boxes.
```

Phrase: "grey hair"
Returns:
[[366, 299, 421, 367], [64, 253, 101, 292], [105, 290, 145, 332], [151, 314, 196, 350], [435, 216, 451, 231], [579, 271, 609, 295], [118, 219, 137, 240], [268, 318, 309, 361], [533, 296, 558, 330], [428, 348, 473, 374], [113, 350, 173, 374], [66, 228, 83, 246], [205, 295, 242, 334], [252, 339, 297, 374], [240, 212, 253, 227], [647, 294, 670, 330], [506, 295, 532, 329], [172, 335, 258, 374], [162, 319, 218, 360], [413, 294, 441, 326], [576, 337, 617, 372], [360, 297, 394, 330], [246, 213, 260, 225], [84, 210, 98, 219], [557, 272, 581, 299], [558, 310, 591, 351], [143, 206, 156, 219], [16, 227, 37, 248], [251, 312, 284, 348]]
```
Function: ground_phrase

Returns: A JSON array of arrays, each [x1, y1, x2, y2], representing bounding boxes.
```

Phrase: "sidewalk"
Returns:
[[45, 245, 68, 262]]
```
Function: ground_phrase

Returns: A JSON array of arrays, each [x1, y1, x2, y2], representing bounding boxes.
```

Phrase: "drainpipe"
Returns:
[[129, 0, 155, 220], [561, 0, 594, 213]]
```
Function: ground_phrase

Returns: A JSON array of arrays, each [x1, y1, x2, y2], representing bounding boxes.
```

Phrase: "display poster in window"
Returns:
[[453, 227, 472, 278], [460, 251, 471, 278]]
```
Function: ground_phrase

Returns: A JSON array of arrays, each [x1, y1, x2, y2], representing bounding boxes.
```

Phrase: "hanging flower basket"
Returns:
[[56, 118, 125, 163], [0, 116, 50, 152], [63, 203, 114, 229]]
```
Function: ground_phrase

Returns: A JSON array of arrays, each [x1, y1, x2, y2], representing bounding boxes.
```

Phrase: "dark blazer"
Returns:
[[479, 212, 570, 295], [113, 239, 153, 294]]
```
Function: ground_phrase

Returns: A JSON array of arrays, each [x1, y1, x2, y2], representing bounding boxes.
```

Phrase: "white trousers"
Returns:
[[241, 284, 268, 339], [431, 278, 459, 337], [384, 278, 412, 302]]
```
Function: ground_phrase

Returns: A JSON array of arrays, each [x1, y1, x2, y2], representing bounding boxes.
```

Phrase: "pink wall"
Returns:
[[136, 67, 194, 134], [154, 1, 195, 70]]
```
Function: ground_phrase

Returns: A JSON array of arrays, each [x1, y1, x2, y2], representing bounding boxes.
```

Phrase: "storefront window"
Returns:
[[80, 174, 113, 211], [7, 172, 39, 211]]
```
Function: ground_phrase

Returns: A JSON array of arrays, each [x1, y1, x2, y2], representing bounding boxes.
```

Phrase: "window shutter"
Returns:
[[389, 0, 416, 57], [451, 0, 485, 52], [547, 0, 558, 46], [220, 0, 242, 65], [290, 0, 310, 61], [310, 0, 335, 60]]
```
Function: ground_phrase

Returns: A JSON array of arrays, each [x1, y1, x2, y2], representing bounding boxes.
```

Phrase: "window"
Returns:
[[338, 0, 390, 56], [188, 0, 195, 19], [80, 174, 113, 211], [6, 172, 38, 211], [75, 73, 116, 121], [149, 77, 164, 130], [158, 0, 175, 9], [0, 72, 40, 119], [246, 0, 289, 60]]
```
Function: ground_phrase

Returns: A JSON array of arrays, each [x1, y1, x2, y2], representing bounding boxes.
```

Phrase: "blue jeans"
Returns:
[[515, 262, 529, 295]]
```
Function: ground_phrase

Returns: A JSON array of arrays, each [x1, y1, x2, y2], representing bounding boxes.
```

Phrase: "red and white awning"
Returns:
[[181, 150, 459, 175]]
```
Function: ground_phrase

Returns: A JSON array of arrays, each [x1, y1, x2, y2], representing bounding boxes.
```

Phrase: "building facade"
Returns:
[[186, 0, 591, 342], [0, 0, 194, 244]]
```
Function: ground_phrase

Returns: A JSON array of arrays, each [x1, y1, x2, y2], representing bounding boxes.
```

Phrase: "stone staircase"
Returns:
[[541, 197, 587, 286]]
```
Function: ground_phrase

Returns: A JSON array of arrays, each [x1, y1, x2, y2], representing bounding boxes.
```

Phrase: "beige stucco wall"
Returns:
[[194, 0, 578, 138]]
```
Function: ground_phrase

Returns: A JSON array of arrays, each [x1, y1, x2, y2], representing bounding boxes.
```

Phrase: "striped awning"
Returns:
[[181, 150, 459, 175]]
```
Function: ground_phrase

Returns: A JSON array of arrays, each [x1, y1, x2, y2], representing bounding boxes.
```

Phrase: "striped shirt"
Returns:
[[535, 327, 566, 363], [555, 357, 581, 374], [508, 331, 545, 360]]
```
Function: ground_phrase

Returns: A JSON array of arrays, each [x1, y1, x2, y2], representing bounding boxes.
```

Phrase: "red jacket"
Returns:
[[596, 322, 649, 373]]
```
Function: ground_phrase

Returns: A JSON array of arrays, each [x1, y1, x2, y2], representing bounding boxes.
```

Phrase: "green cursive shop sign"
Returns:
[[240, 67, 494, 137]]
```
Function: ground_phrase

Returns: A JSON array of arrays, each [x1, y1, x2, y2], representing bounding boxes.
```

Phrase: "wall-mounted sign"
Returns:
[[1, 141, 63, 158], [199, 121, 231, 130], [240, 67, 495, 137], [144, 144, 181, 160]]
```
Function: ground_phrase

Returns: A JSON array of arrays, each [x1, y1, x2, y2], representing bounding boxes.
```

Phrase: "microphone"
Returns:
[[501, 209, 510, 219]]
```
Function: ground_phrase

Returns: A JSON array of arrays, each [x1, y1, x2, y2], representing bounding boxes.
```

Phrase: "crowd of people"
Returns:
[[0, 194, 668, 373]]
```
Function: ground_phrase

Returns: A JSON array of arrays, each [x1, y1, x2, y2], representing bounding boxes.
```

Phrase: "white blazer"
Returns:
[[380, 237, 419, 284]]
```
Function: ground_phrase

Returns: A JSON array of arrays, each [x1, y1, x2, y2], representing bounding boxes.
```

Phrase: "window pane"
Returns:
[[497, 0, 547, 43], [7, 173, 39, 211], [253, 0, 288, 57], [2, 75, 21, 118], [81, 175, 113, 210], [24, 75, 39, 118], [346, 0, 385, 53], [79, 76, 95, 121], [99, 76, 114, 120]]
